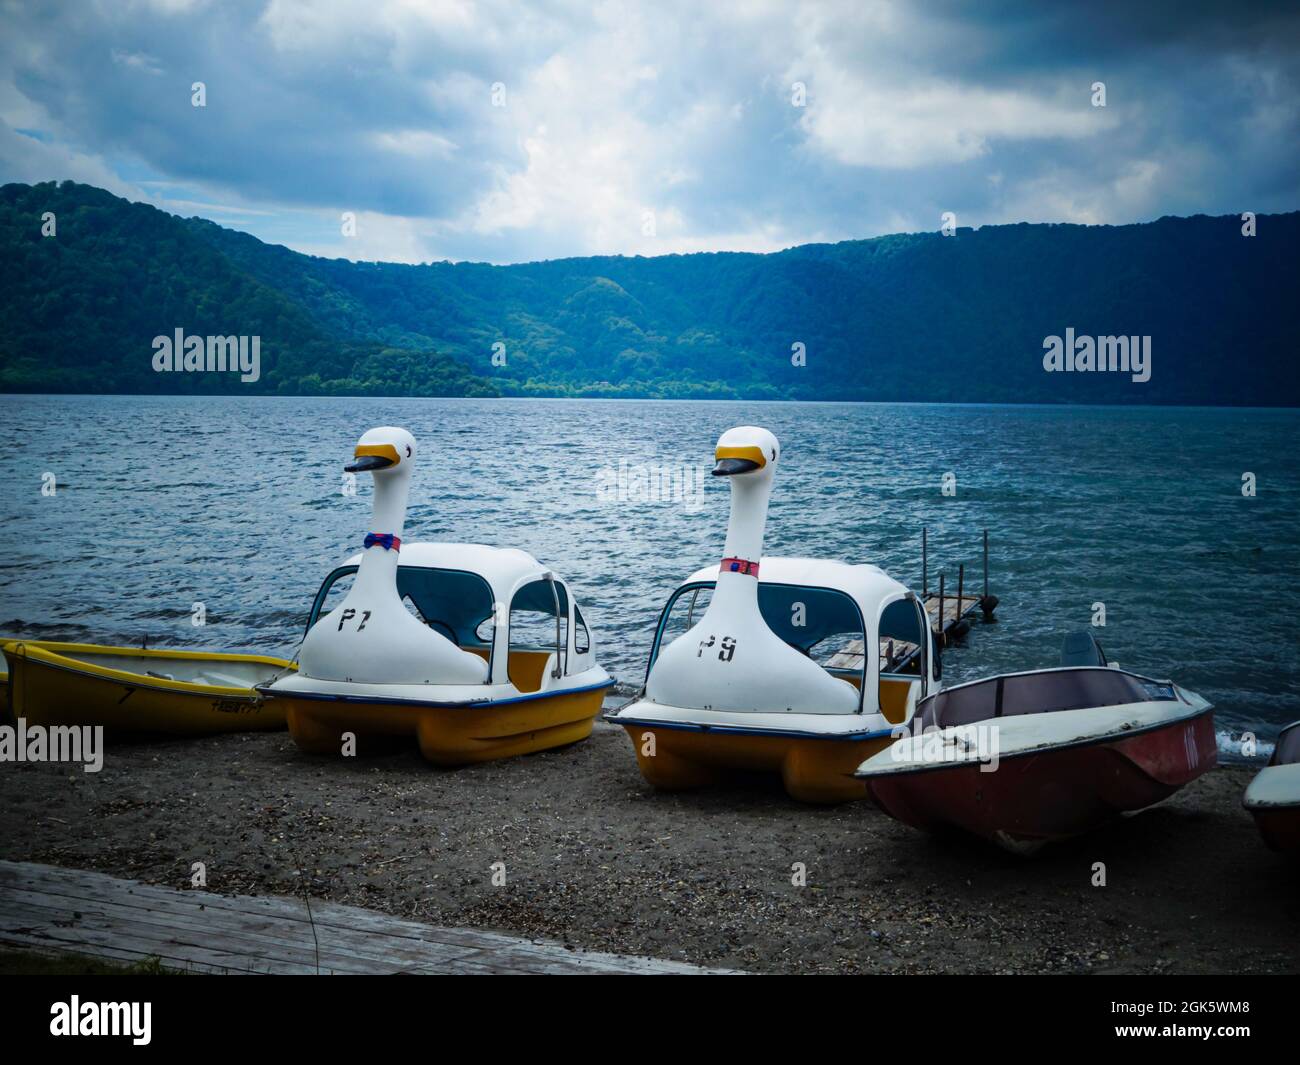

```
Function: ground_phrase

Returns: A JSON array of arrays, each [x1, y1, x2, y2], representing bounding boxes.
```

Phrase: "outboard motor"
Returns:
[[1060, 630, 1107, 668]]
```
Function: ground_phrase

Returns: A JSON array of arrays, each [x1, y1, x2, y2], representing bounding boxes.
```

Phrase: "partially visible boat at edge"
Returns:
[[0, 640, 291, 734], [1243, 719, 1300, 853], [854, 633, 1216, 853]]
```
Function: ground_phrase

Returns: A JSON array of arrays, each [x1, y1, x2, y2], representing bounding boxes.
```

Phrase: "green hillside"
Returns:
[[2, 180, 1296, 405]]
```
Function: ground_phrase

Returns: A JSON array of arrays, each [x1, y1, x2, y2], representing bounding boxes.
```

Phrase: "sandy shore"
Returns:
[[1, 720, 1296, 974]]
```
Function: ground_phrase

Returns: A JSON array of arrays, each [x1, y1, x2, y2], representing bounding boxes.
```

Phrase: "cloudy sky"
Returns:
[[2, 0, 1297, 263]]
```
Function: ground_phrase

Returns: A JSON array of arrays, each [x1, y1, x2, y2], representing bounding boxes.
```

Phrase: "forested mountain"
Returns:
[[2, 180, 1296, 405]]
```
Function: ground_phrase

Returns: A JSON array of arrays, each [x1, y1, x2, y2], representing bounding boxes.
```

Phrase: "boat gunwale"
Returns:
[[1242, 761, 1300, 811], [854, 701, 1216, 781], [255, 676, 615, 711], [604, 700, 899, 742], [0, 640, 295, 699]]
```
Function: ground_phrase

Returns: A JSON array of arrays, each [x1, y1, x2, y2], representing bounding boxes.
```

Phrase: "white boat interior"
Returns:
[[10, 647, 283, 690]]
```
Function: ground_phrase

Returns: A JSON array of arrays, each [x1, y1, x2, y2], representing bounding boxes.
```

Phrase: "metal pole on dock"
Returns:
[[922, 527, 928, 596], [979, 528, 999, 619], [937, 572, 946, 647], [954, 562, 971, 639]]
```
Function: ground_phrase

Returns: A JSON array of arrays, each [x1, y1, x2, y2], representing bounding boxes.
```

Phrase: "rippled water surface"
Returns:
[[2, 395, 1297, 753]]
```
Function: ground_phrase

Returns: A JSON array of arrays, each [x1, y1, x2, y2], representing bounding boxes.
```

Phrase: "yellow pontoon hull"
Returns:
[[278, 685, 609, 766], [620, 724, 894, 804], [1, 641, 291, 735]]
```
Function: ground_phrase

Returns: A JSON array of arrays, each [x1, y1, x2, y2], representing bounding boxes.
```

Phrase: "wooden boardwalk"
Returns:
[[0, 860, 737, 975]]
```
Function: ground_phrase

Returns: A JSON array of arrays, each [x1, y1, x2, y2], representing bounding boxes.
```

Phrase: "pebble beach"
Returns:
[[1, 719, 1295, 975]]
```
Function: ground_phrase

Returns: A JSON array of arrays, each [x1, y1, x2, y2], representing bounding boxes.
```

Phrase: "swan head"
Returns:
[[712, 425, 778, 479], [343, 426, 416, 477]]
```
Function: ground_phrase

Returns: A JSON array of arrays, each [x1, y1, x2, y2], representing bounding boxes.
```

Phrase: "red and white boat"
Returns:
[[854, 636, 1216, 854], [1243, 720, 1300, 853]]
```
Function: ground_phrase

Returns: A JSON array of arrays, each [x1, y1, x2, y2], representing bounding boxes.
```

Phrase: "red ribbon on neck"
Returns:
[[364, 532, 401, 552], [720, 556, 759, 578]]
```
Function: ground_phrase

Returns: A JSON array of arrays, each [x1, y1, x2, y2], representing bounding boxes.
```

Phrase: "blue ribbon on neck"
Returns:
[[364, 532, 401, 552]]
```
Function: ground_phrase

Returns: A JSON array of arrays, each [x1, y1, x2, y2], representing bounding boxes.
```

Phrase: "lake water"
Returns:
[[2, 395, 1297, 757]]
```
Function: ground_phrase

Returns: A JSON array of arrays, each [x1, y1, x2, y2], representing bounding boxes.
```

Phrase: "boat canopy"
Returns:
[[342, 542, 558, 602], [647, 555, 936, 711], [305, 542, 594, 683]]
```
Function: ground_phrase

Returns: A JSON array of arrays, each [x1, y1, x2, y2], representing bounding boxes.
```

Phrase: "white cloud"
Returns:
[[798, 78, 1112, 169], [0, 121, 144, 201], [371, 129, 458, 158], [997, 160, 1165, 226], [294, 209, 438, 264], [110, 50, 164, 75]]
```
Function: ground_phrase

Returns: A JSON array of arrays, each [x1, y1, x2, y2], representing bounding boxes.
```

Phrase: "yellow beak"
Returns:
[[713, 444, 766, 476], [345, 443, 401, 473]]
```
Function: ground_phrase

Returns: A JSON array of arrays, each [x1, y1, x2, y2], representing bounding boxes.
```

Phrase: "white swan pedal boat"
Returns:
[[257, 427, 612, 764], [606, 426, 940, 803]]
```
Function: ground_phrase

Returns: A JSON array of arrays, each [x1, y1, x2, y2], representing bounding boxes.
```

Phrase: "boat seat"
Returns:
[[508, 649, 559, 694], [451, 646, 564, 692], [534, 653, 561, 692], [879, 677, 917, 725], [193, 671, 252, 688]]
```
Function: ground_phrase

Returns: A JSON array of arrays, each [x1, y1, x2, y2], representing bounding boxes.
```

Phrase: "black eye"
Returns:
[[405, 445, 412, 457]]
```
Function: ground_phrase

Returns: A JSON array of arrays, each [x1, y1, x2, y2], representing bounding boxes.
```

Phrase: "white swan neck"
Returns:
[[710, 475, 770, 610], [355, 470, 411, 592], [370, 471, 410, 538], [722, 475, 770, 563]]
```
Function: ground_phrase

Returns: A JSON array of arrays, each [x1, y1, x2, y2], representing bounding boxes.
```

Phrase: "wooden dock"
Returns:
[[827, 592, 987, 674], [924, 591, 983, 640], [0, 860, 738, 975]]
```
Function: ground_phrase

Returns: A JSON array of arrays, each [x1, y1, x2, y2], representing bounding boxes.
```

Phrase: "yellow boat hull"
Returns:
[[278, 685, 608, 766], [1, 641, 291, 735], [620, 723, 893, 804]]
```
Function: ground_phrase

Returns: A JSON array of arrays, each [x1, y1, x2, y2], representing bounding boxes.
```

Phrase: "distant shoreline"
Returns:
[[3, 392, 1299, 412]]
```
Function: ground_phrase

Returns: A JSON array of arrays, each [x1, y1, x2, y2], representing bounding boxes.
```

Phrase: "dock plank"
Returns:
[[0, 860, 739, 975]]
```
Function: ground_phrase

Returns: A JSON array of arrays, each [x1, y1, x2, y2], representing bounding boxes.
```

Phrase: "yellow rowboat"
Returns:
[[0, 640, 293, 735]]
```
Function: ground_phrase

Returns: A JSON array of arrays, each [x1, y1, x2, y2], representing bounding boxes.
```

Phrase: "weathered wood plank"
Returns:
[[0, 868, 671, 972], [924, 593, 980, 629], [0, 860, 738, 975], [0, 889, 482, 975]]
